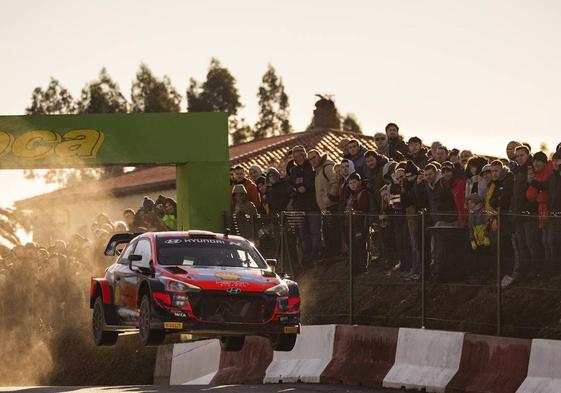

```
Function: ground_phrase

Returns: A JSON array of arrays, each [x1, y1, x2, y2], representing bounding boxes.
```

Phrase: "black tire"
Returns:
[[92, 296, 118, 346], [271, 333, 297, 351], [219, 336, 245, 352], [139, 294, 165, 346]]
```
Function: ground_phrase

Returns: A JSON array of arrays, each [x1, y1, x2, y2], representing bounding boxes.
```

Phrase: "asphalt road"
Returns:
[[0, 385, 398, 393]]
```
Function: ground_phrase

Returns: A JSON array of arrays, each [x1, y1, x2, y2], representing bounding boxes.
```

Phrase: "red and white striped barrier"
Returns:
[[160, 326, 561, 392]]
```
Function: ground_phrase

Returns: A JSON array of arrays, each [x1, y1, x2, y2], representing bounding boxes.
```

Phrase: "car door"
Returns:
[[124, 238, 153, 311], [113, 240, 137, 320]]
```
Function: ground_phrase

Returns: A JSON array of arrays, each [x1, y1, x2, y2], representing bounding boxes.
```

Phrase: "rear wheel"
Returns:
[[219, 336, 245, 352], [92, 296, 118, 346], [271, 333, 297, 351], [139, 294, 165, 346]]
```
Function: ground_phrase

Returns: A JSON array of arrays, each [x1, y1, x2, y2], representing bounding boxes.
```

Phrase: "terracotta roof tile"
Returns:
[[16, 128, 378, 206]]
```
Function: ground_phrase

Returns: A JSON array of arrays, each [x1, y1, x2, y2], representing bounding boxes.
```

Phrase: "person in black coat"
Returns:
[[287, 146, 321, 263]]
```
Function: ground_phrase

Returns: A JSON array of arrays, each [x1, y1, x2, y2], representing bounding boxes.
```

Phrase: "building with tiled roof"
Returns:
[[16, 128, 377, 243]]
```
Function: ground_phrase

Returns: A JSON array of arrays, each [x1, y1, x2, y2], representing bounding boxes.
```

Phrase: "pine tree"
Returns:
[[254, 64, 291, 139], [78, 68, 128, 113], [25, 78, 76, 115], [131, 64, 181, 112]]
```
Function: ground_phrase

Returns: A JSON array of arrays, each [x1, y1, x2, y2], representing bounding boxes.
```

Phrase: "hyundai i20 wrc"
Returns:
[[90, 231, 301, 351]]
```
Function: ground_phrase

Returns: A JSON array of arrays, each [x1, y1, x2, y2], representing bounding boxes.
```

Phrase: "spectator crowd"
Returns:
[[230, 123, 561, 286]]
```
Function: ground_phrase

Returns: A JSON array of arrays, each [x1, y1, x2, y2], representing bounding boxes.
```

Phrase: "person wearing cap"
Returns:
[[344, 172, 370, 274], [465, 156, 490, 208], [510, 145, 544, 278], [385, 122, 409, 159], [288, 145, 321, 263], [408, 136, 429, 169]]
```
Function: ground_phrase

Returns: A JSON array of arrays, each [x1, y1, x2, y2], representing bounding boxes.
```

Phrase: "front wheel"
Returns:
[[220, 336, 245, 351], [92, 297, 118, 346], [139, 295, 165, 346], [271, 333, 297, 351]]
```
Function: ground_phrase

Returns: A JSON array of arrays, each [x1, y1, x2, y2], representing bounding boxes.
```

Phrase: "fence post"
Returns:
[[421, 210, 426, 329], [279, 212, 284, 273], [348, 210, 354, 325], [496, 208, 502, 336]]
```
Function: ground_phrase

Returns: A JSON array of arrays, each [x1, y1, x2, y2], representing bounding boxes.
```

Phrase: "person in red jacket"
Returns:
[[526, 151, 553, 270], [231, 165, 261, 210]]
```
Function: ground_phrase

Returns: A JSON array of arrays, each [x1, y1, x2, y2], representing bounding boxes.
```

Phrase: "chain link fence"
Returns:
[[225, 210, 561, 339]]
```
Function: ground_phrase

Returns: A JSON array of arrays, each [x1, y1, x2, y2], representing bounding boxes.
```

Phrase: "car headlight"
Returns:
[[161, 277, 201, 293], [265, 283, 289, 297]]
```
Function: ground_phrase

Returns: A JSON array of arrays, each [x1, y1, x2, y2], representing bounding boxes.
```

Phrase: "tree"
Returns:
[[187, 58, 242, 115], [342, 113, 362, 134], [308, 94, 341, 130], [131, 64, 181, 112], [187, 58, 245, 144], [254, 64, 291, 139], [229, 118, 253, 145], [77, 68, 128, 113], [25, 78, 76, 115], [0, 207, 29, 247]]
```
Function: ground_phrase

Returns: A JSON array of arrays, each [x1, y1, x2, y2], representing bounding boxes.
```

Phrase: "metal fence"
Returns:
[[226, 210, 561, 339]]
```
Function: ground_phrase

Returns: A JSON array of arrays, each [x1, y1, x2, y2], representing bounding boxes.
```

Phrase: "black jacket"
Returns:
[[490, 171, 514, 212], [268, 179, 292, 214], [433, 178, 457, 222], [510, 160, 538, 214], [288, 160, 319, 212]]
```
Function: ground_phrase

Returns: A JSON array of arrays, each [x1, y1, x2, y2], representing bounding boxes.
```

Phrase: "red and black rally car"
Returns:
[[90, 230, 300, 351]]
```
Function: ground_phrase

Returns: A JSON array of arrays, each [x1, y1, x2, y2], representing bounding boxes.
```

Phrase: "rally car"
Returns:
[[90, 230, 300, 351]]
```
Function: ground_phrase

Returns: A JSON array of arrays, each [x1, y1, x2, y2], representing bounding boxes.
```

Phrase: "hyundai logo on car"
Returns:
[[227, 287, 241, 295]]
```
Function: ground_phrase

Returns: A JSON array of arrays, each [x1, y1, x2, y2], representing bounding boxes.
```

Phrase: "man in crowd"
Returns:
[[308, 149, 340, 256], [386, 122, 409, 159], [347, 139, 367, 177], [374, 132, 405, 162], [288, 146, 322, 263], [408, 136, 429, 169], [231, 165, 261, 209], [548, 151, 561, 271], [510, 145, 544, 278], [434, 146, 450, 164]]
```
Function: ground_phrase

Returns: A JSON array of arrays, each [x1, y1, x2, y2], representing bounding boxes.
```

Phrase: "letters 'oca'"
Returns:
[[0, 129, 104, 160]]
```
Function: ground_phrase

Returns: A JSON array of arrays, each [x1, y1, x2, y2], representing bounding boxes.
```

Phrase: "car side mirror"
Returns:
[[266, 259, 277, 272], [128, 254, 143, 272]]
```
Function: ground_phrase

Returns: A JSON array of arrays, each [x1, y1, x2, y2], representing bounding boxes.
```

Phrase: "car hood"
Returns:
[[160, 265, 281, 292]]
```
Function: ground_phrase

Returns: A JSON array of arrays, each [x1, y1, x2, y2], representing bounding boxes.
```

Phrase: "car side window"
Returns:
[[118, 241, 136, 265], [134, 239, 152, 268]]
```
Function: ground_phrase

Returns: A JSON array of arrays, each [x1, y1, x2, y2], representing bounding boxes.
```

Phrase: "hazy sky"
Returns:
[[1, 0, 561, 206]]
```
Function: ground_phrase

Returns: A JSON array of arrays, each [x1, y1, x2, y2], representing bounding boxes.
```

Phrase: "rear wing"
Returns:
[[104, 232, 143, 256]]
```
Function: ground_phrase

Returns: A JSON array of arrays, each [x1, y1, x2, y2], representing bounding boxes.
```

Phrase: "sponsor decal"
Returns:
[[226, 287, 242, 295], [215, 272, 241, 281], [0, 129, 104, 160], [164, 239, 183, 244], [164, 322, 183, 329], [172, 311, 187, 318]]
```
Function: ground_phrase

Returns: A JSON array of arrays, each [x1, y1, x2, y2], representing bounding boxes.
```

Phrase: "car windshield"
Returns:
[[156, 237, 267, 268]]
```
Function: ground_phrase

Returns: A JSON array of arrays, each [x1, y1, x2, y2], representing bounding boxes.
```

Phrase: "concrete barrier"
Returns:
[[447, 334, 530, 393], [321, 325, 398, 387], [169, 339, 221, 385], [383, 328, 465, 393], [264, 325, 336, 383], [211, 336, 274, 385], [516, 339, 561, 393], [153, 344, 174, 385]]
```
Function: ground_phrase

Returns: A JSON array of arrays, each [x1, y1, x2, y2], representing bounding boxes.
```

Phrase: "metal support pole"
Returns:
[[348, 210, 354, 325], [421, 211, 426, 329], [279, 212, 284, 273], [496, 208, 502, 336]]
